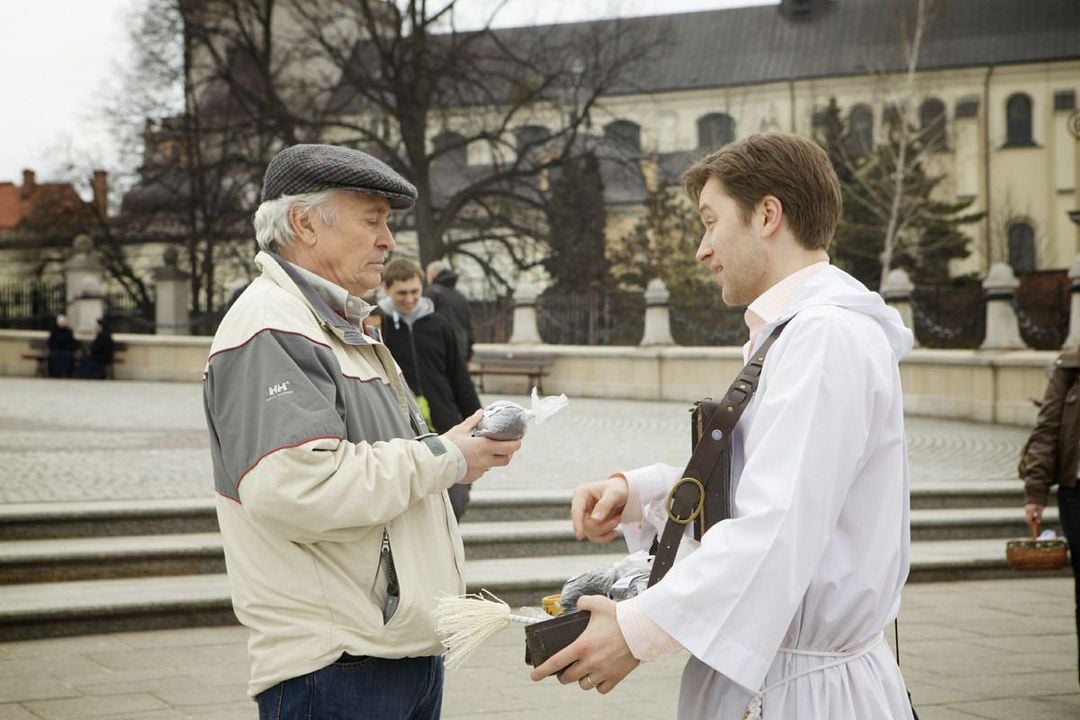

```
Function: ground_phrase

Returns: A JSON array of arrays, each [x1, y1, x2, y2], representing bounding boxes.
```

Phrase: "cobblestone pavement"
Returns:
[[0, 377, 1030, 503], [0, 578, 1075, 720]]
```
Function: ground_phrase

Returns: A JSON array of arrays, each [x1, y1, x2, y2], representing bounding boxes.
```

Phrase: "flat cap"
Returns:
[[261, 144, 418, 209]]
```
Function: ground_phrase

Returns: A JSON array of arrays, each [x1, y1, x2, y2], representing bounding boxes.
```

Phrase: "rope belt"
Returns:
[[742, 632, 886, 720]]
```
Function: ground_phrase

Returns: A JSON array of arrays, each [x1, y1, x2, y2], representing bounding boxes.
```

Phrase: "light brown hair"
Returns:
[[382, 257, 424, 287], [683, 133, 842, 250]]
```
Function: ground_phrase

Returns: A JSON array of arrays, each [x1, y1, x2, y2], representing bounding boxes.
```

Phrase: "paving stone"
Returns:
[[22, 692, 169, 720], [0, 378, 1071, 717], [0, 704, 41, 720]]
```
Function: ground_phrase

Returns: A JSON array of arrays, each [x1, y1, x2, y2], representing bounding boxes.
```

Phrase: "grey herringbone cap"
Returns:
[[261, 144, 418, 208]]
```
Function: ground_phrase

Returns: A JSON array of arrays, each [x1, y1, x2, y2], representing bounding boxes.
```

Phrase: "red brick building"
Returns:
[[0, 169, 107, 236]]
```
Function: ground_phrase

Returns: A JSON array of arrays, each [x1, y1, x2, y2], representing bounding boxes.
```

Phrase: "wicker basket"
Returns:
[[1006, 521, 1069, 572]]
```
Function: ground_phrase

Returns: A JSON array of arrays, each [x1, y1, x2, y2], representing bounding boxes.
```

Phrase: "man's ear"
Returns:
[[759, 195, 784, 238], [289, 205, 318, 247]]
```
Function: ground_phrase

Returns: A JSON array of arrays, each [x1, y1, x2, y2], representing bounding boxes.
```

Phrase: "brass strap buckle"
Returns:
[[666, 477, 705, 525]]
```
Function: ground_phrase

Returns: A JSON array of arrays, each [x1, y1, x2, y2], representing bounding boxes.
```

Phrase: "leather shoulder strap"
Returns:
[[647, 321, 789, 587]]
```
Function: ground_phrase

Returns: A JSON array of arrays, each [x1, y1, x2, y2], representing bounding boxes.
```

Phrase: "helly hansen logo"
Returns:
[[266, 381, 293, 401]]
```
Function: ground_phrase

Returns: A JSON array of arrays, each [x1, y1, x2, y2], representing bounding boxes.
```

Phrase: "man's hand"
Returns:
[[441, 410, 521, 484], [1025, 502, 1046, 530], [529, 596, 640, 694], [571, 475, 629, 542]]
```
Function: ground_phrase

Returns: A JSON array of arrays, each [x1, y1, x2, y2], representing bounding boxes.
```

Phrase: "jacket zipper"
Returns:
[[380, 529, 400, 624]]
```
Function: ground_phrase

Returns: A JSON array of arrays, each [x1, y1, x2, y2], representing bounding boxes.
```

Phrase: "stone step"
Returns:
[[0, 499, 219, 540], [0, 539, 1067, 641], [464, 490, 571, 522], [0, 482, 1031, 540], [0, 505, 1059, 584], [910, 506, 1059, 541], [909, 481, 1024, 510], [0, 522, 615, 584]]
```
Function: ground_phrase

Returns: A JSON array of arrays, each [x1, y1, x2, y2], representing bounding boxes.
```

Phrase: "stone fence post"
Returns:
[[154, 247, 191, 336], [64, 234, 106, 336], [979, 262, 1025, 350], [640, 278, 675, 346], [508, 281, 542, 344], [1064, 254, 1080, 350], [881, 268, 918, 348]]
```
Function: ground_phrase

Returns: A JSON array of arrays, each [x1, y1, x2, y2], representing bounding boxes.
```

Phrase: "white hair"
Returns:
[[253, 189, 341, 252]]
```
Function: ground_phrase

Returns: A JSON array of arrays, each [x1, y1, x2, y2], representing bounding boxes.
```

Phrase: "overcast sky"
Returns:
[[0, 0, 774, 192]]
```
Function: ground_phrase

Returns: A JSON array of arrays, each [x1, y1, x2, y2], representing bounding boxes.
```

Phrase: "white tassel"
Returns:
[[742, 694, 762, 720], [433, 590, 540, 670]]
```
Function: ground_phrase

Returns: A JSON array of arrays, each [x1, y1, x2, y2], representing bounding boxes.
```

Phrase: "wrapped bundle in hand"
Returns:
[[472, 387, 568, 440]]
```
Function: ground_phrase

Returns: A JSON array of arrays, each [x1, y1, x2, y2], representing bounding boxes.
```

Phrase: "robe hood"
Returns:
[[774, 264, 914, 361]]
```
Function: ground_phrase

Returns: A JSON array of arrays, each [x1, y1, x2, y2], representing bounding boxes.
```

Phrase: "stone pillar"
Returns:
[[881, 268, 918, 348], [640, 278, 675, 346], [508, 281, 542, 345], [64, 234, 106, 336], [979, 262, 1025, 350], [154, 247, 191, 336], [1065, 254, 1080, 350]]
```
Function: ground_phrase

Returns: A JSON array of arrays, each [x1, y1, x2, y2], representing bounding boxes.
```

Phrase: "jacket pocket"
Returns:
[[371, 528, 402, 625]]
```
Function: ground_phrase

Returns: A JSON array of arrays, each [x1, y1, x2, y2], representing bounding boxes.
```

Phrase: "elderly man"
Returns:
[[203, 144, 521, 719]]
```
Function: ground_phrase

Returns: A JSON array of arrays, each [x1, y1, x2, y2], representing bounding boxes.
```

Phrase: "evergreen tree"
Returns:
[[542, 152, 610, 291], [814, 98, 983, 289]]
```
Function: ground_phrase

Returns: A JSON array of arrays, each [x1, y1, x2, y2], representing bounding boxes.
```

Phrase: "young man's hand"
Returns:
[[441, 410, 521, 484], [571, 475, 628, 542], [529, 595, 640, 694]]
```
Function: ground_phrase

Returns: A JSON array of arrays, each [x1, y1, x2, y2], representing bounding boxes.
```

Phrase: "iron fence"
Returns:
[[105, 292, 156, 334], [537, 290, 645, 345], [0, 281, 66, 330]]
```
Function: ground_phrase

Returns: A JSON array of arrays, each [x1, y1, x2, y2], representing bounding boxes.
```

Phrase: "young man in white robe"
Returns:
[[530, 133, 916, 719]]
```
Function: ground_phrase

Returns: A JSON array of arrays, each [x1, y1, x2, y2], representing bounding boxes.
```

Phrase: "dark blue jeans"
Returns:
[[256, 654, 444, 720]]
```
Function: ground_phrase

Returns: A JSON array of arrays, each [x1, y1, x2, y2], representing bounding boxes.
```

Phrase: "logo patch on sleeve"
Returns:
[[266, 381, 294, 401]]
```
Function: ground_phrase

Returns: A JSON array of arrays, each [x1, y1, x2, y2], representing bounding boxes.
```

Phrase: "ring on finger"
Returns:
[[580, 674, 596, 690]]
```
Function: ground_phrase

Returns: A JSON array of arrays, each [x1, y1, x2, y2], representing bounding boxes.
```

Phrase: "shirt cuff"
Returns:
[[616, 595, 684, 662]]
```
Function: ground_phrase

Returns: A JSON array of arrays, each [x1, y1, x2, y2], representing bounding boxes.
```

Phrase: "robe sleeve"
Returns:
[[619, 462, 682, 552], [633, 311, 886, 693]]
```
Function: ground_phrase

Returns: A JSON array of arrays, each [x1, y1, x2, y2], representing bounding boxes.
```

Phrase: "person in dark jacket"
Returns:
[[425, 260, 474, 363], [1023, 348, 1080, 685], [46, 314, 79, 378], [382, 258, 482, 520], [78, 319, 115, 379]]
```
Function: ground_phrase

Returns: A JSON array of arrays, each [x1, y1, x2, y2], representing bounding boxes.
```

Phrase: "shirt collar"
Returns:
[[285, 262, 373, 328], [744, 261, 829, 350]]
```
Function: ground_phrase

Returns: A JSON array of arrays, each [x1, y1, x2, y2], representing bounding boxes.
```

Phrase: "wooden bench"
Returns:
[[22, 338, 128, 379], [469, 352, 553, 394]]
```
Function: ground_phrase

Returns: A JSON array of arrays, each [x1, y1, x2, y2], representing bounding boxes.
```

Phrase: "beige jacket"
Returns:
[[204, 252, 465, 696]]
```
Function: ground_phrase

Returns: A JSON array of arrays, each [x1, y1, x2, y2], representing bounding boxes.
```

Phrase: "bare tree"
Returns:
[[169, 0, 660, 292]]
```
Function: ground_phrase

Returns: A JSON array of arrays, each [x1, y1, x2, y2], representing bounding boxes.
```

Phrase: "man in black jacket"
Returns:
[[425, 260, 474, 363], [381, 258, 482, 520]]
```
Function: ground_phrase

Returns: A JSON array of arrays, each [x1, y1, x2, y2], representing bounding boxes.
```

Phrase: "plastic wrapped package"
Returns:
[[558, 550, 654, 611], [472, 387, 568, 440]]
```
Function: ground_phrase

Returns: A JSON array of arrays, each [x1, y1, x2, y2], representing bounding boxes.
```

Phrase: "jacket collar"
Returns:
[[255, 251, 371, 346]]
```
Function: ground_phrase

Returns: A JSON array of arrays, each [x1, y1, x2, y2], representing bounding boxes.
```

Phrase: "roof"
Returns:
[[0, 179, 92, 234], [332, 0, 1080, 114], [517, 0, 1080, 95]]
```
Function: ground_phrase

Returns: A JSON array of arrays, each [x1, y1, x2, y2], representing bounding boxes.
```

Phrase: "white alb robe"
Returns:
[[622, 266, 915, 719]]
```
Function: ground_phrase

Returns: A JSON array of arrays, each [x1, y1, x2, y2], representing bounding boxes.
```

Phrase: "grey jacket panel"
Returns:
[[206, 329, 421, 500]]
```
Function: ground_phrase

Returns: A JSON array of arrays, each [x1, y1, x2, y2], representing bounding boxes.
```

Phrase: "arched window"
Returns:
[[604, 120, 641, 153], [432, 131, 467, 165], [697, 113, 735, 149], [847, 104, 874, 155], [919, 97, 947, 151], [1005, 93, 1034, 147], [1007, 221, 1036, 273], [514, 125, 550, 153]]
